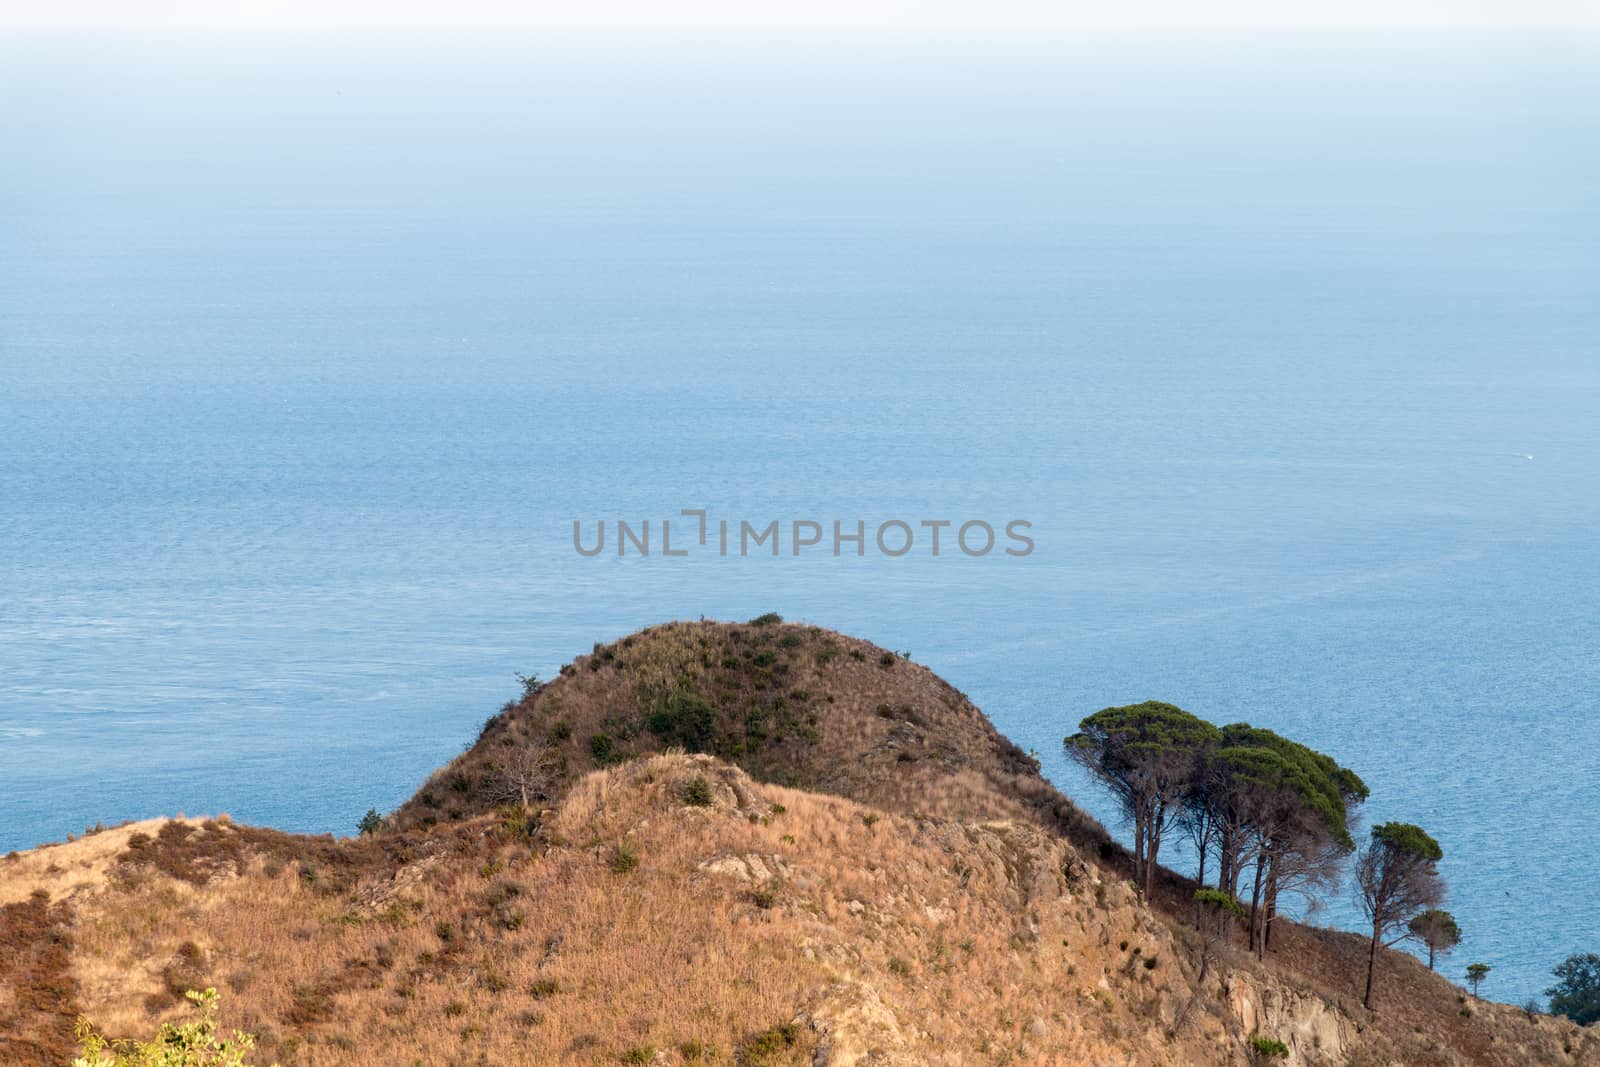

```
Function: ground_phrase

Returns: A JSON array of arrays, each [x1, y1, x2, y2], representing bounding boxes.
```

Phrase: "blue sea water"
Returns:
[[2, 29, 1597, 1005]]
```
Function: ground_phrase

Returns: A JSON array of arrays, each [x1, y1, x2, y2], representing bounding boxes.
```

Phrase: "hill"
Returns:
[[390, 618, 1101, 842], [1, 618, 1593, 1066]]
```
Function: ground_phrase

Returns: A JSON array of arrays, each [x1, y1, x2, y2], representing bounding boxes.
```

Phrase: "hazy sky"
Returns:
[[6, 0, 1600, 29]]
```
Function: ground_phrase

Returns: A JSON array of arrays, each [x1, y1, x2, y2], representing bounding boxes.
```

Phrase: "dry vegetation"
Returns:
[[391, 619, 1101, 842], [9, 756, 1226, 1066], [3, 618, 1595, 1067]]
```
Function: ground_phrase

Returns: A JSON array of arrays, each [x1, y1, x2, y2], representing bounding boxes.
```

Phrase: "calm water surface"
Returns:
[[2, 30, 1597, 1003]]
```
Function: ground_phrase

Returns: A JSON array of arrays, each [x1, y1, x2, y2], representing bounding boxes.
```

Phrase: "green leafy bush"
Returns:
[[683, 775, 715, 807], [74, 988, 275, 1066], [590, 733, 621, 766], [647, 690, 719, 751], [1248, 1035, 1289, 1061]]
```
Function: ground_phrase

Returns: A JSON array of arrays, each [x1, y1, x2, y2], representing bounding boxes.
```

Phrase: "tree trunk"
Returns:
[[1263, 860, 1278, 953], [1364, 921, 1380, 1009], [1247, 853, 1266, 954], [1133, 813, 1147, 895], [1145, 805, 1164, 899], [1427, 945, 1435, 971]]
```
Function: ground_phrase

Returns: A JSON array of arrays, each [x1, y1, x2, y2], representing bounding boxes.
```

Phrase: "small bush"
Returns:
[[590, 733, 620, 765], [75, 989, 270, 1066], [485, 879, 523, 908], [647, 690, 718, 752], [683, 775, 715, 807], [621, 1044, 656, 1064], [750, 612, 783, 626], [877, 652, 896, 668], [738, 1022, 801, 1065], [529, 978, 560, 999], [612, 845, 640, 874], [1248, 1035, 1290, 1061], [357, 808, 384, 836], [1194, 888, 1248, 921]]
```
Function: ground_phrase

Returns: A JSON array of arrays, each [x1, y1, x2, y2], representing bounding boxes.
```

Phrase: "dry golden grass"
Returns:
[[7, 754, 1596, 1066], [5, 620, 1597, 1067], [0, 819, 188, 907], [6, 754, 1242, 1065]]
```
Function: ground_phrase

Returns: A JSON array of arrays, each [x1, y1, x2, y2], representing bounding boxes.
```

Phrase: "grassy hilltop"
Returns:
[[2, 619, 1593, 1066]]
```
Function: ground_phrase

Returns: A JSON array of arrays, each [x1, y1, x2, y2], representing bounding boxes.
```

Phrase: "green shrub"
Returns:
[[647, 690, 719, 752], [1248, 1035, 1290, 1061], [737, 1022, 801, 1065], [750, 613, 783, 626], [590, 733, 620, 766], [528, 978, 560, 999], [620, 1045, 656, 1064], [683, 775, 715, 808], [1194, 888, 1248, 921], [74, 988, 269, 1066], [357, 808, 384, 836], [611, 844, 640, 874]]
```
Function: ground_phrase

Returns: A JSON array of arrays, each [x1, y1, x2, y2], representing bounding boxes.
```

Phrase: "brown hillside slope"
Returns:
[[390, 618, 1101, 843], [9, 756, 1236, 1066], [2, 618, 1593, 1066]]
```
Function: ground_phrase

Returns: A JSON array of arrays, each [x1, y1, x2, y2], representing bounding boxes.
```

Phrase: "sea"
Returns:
[[2, 28, 1596, 1005]]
